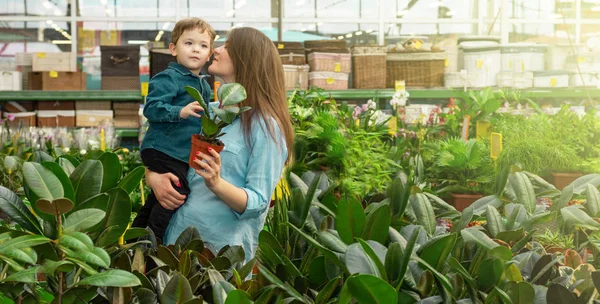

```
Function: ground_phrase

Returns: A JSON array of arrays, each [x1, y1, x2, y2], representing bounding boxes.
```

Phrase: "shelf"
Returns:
[[1, 88, 599, 102], [115, 128, 140, 138], [0, 90, 143, 101]]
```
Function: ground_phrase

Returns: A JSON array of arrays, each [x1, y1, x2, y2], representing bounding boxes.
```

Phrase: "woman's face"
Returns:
[[209, 44, 235, 83]]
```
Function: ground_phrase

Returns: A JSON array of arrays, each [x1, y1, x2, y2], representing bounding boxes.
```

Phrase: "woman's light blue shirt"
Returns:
[[163, 117, 287, 262]]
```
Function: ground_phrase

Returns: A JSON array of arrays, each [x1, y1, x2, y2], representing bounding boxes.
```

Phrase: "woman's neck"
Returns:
[[221, 76, 235, 84]]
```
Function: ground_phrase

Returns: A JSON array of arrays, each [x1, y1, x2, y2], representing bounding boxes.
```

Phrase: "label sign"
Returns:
[[490, 132, 503, 160], [326, 78, 335, 84], [334, 63, 341, 72], [49, 71, 58, 78]]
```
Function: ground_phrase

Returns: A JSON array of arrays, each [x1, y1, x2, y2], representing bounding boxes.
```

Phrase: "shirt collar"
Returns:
[[168, 62, 210, 79]]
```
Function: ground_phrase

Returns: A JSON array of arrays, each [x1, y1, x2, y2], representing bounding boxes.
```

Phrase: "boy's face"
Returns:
[[169, 29, 212, 75]]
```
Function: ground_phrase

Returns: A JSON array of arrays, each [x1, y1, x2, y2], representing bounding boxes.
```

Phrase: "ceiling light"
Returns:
[[46, 20, 53, 25], [128, 40, 150, 44], [52, 40, 71, 44], [317, 22, 323, 26], [162, 22, 170, 30], [105, 8, 111, 15], [42, 1, 52, 9], [155, 30, 164, 41], [226, 9, 235, 17], [215, 35, 220, 40], [365, 29, 373, 33], [346, 33, 352, 38], [338, 35, 344, 39], [54, 8, 62, 15], [296, 0, 307, 6], [301, 28, 307, 32], [234, 0, 247, 9], [100, 0, 107, 5], [355, 31, 363, 35], [551, 13, 563, 19]]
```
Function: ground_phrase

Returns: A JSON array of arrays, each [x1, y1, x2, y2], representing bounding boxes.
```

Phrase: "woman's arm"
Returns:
[[145, 168, 187, 210]]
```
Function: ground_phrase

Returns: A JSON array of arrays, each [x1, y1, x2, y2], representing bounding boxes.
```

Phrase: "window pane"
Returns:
[[0, 0, 70, 16], [78, 0, 175, 17], [382, 0, 481, 20], [183, 0, 272, 18]]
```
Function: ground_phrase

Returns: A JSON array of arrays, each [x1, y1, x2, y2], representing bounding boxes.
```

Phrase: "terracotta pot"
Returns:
[[546, 247, 569, 254], [450, 193, 483, 211], [552, 172, 583, 190], [189, 134, 224, 170]]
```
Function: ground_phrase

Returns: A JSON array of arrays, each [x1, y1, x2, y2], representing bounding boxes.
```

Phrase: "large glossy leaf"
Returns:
[[64, 209, 106, 232], [218, 82, 247, 107], [546, 283, 577, 304], [0, 235, 50, 254], [315, 277, 342, 304], [393, 227, 421, 288], [287, 223, 344, 271], [70, 160, 103, 204], [70, 193, 109, 214], [0, 186, 42, 234], [461, 227, 498, 250], [317, 230, 348, 253], [361, 204, 390, 245], [175, 226, 202, 250], [76, 269, 141, 287], [569, 174, 600, 194], [57, 157, 76, 177], [586, 184, 600, 217], [552, 184, 574, 212], [561, 205, 600, 230], [345, 274, 398, 304], [184, 86, 208, 109], [470, 195, 503, 216], [3, 155, 18, 172], [257, 264, 306, 303], [65, 246, 111, 269], [212, 107, 238, 124], [93, 188, 131, 242], [160, 273, 194, 304], [387, 177, 410, 218], [23, 162, 64, 221], [3, 266, 41, 283], [477, 257, 504, 291], [60, 231, 94, 251], [336, 197, 366, 245], [494, 165, 510, 197], [35, 198, 73, 216], [99, 152, 122, 192], [201, 115, 219, 136], [347, 239, 387, 281], [486, 205, 505, 238], [117, 166, 145, 194], [42, 161, 75, 203], [43, 260, 75, 275], [289, 173, 321, 228], [509, 172, 537, 214], [419, 233, 457, 271], [259, 230, 284, 255], [224, 290, 252, 304], [410, 193, 436, 235], [0, 247, 37, 265]]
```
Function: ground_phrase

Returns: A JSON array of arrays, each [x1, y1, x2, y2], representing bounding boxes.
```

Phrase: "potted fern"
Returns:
[[184, 83, 250, 170]]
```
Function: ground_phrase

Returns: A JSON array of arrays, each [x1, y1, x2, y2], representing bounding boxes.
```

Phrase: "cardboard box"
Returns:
[[75, 101, 112, 110], [37, 101, 75, 111], [0, 71, 22, 91], [29, 72, 86, 91], [3, 111, 36, 127], [3, 101, 36, 112], [37, 110, 75, 127], [32, 52, 77, 72], [75, 110, 113, 127]]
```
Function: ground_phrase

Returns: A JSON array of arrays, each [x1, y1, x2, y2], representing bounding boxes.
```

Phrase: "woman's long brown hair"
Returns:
[[225, 27, 294, 164]]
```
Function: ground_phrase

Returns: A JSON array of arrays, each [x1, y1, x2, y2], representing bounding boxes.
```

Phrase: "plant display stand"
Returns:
[[552, 172, 583, 190], [450, 193, 483, 211]]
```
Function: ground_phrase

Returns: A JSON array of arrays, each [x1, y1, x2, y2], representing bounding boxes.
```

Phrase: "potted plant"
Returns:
[[424, 137, 494, 211], [184, 83, 250, 170]]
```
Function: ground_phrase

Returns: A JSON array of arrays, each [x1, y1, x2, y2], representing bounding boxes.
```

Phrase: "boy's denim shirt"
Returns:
[[141, 62, 212, 163]]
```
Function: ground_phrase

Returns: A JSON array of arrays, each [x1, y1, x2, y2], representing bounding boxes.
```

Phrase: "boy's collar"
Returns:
[[168, 62, 209, 78]]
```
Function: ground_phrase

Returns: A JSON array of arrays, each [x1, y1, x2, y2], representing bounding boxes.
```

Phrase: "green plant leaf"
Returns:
[[414, 256, 454, 295], [495, 165, 510, 197], [160, 273, 194, 304], [561, 205, 600, 230], [0, 186, 43, 234], [35, 198, 74, 216], [345, 274, 398, 304], [387, 177, 410, 218], [70, 193, 109, 214], [419, 233, 457, 271], [286, 223, 345, 271], [98, 152, 123, 192], [451, 206, 474, 233], [504, 264, 523, 282], [477, 257, 504, 291], [317, 230, 348, 253], [410, 193, 436, 235], [486, 205, 505, 238], [57, 157, 76, 177], [224, 290, 252, 304], [218, 83, 248, 107], [212, 107, 237, 124], [202, 115, 219, 137], [393, 226, 421, 289], [355, 239, 388, 281], [70, 160, 103, 204], [2, 266, 41, 283], [43, 259, 75, 275], [289, 173, 321, 228], [58, 154, 80, 167], [42, 161, 75, 203], [509, 172, 537, 214], [586, 184, 600, 217], [123, 228, 150, 242], [257, 264, 307, 303], [259, 230, 284, 255], [361, 203, 390, 245], [96, 225, 126, 248], [76, 269, 141, 287], [23, 162, 65, 221], [60, 231, 94, 251], [546, 283, 577, 304], [184, 85, 207, 110], [66, 246, 111, 269], [569, 174, 600, 194], [461, 227, 498, 250], [552, 184, 574, 212], [0, 235, 50, 255], [117, 166, 145, 194], [314, 277, 342, 304], [64, 209, 106, 232], [93, 188, 131, 242], [175, 226, 202, 250], [336, 197, 366, 245]]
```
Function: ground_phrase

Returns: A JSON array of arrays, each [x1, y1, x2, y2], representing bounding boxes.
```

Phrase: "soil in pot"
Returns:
[[189, 134, 224, 170], [450, 193, 483, 211], [552, 172, 583, 190]]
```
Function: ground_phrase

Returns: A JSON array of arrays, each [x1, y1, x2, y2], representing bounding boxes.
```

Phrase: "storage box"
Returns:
[[500, 44, 547, 72], [32, 52, 77, 72], [569, 72, 600, 87], [0, 71, 22, 91], [150, 49, 175, 78], [16, 65, 32, 90], [308, 71, 349, 90], [3, 101, 36, 112], [304, 40, 348, 54], [283, 65, 309, 91], [101, 46, 140, 77], [29, 72, 86, 91], [546, 44, 587, 70], [307, 52, 351, 73], [76, 101, 112, 110], [113, 118, 140, 128], [462, 45, 501, 86], [351, 46, 387, 89], [3, 111, 36, 127], [275, 41, 306, 65], [15, 53, 34, 66], [75, 110, 113, 127], [37, 110, 75, 127], [444, 71, 486, 88], [386, 51, 446, 88], [496, 71, 534, 88], [37, 101, 75, 111], [533, 71, 569, 88], [101, 76, 140, 90]]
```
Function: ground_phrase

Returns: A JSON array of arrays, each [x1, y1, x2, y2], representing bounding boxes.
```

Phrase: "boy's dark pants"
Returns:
[[132, 148, 190, 240]]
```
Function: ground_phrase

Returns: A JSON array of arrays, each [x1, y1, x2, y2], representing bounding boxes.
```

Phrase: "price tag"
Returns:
[[415, 40, 422, 49], [444, 58, 449, 67], [141, 82, 149, 96], [550, 77, 557, 87], [490, 132, 503, 160], [387, 118, 397, 135], [395, 80, 406, 93], [578, 57, 585, 63], [37, 53, 46, 58], [508, 60, 513, 69], [326, 78, 335, 84], [521, 61, 525, 72], [476, 59, 483, 69], [278, 44, 284, 49], [49, 71, 58, 78], [334, 63, 341, 72]]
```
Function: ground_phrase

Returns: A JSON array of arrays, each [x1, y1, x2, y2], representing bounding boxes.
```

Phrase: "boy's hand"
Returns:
[[180, 102, 205, 119]]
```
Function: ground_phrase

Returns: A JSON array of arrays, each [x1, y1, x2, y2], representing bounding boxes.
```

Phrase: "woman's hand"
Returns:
[[145, 169, 186, 210], [193, 147, 222, 190]]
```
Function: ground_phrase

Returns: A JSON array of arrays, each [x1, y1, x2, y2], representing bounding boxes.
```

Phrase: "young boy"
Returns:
[[132, 18, 215, 240]]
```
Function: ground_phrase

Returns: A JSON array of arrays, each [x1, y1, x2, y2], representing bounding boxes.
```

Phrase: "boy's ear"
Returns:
[[169, 43, 177, 56]]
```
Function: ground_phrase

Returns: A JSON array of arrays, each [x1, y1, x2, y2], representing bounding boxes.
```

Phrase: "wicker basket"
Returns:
[[351, 46, 387, 89], [308, 71, 349, 90], [307, 52, 351, 73], [101, 76, 140, 90], [386, 51, 446, 88], [304, 40, 348, 55], [283, 65, 309, 91], [150, 49, 176, 78]]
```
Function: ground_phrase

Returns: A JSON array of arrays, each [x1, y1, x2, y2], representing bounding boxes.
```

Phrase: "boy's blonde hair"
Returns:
[[171, 18, 216, 47]]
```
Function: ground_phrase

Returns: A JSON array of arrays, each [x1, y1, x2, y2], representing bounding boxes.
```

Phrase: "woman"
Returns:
[[144, 27, 294, 262]]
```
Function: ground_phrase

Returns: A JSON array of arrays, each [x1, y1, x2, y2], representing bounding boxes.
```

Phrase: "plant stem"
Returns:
[[0, 263, 9, 280], [58, 272, 63, 304]]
